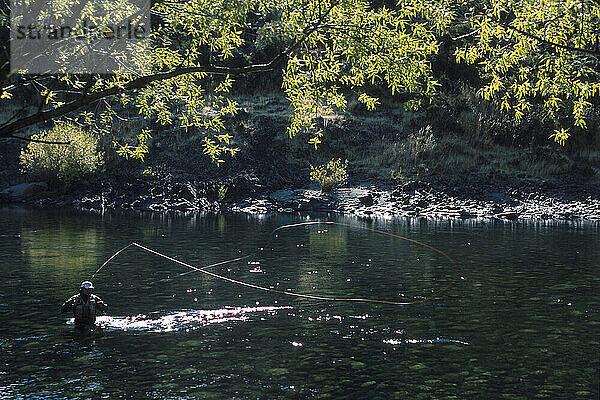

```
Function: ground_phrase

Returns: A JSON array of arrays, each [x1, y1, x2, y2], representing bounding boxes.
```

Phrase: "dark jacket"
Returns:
[[61, 293, 108, 326]]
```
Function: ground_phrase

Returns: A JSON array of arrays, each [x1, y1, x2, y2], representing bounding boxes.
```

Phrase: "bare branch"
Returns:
[[451, 28, 481, 41], [0, 2, 340, 139], [8, 134, 70, 144]]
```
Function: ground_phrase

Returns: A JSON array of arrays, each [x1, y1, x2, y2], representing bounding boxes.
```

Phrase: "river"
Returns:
[[0, 207, 598, 399]]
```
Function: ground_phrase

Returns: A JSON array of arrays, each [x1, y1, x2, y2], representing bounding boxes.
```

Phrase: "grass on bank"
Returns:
[[144, 92, 599, 186]]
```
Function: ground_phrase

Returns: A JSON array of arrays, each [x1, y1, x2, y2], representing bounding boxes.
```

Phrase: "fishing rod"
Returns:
[[92, 221, 460, 306]]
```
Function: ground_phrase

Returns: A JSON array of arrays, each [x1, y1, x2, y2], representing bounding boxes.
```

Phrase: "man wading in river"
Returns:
[[61, 281, 108, 328]]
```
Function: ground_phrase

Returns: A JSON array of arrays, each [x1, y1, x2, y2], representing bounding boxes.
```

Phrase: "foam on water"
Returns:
[[66, 306, 291, 332]]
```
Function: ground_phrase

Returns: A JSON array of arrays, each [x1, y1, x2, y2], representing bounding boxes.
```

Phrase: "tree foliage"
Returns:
[[1, 0, 599, 161], [20, 122, 104, 183], [453, 0, 600, 144]]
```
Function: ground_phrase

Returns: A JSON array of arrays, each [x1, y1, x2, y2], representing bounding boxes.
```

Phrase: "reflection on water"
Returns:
[[308, 227, 348, 263], [20, 222, 103, 294], [67, 306, 291, 332]]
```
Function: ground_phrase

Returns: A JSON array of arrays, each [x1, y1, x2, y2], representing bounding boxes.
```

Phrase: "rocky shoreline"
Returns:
[[234, 179, 600, 221], [2, 174, 599, 222]]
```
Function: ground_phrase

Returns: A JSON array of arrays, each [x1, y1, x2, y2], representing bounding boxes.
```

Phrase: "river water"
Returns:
[[0, 207, 598, 399]]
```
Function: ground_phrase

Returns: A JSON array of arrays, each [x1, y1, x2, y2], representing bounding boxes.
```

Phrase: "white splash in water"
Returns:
[[67, 306, 290, 332], [384, 337, 470, 346]]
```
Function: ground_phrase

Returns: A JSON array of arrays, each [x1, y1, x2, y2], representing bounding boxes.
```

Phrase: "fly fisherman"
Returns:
[[61, 281, 108, 328]]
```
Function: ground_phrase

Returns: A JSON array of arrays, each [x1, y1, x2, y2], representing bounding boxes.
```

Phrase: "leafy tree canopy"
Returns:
[[453, 0, 600, 144], [0, 0, 598, 162]]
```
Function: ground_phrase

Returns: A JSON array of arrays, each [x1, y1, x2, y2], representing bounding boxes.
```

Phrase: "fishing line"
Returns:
[[91, 242, 134, 280], [93, 221, 460, 306]]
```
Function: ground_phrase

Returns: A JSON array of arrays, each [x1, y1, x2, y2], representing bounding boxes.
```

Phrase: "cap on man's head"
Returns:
[[80, 281, 94, 290]]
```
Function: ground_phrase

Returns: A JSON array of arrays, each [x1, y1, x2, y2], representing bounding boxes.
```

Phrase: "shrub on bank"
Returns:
[[310, 158, 348, 192], [20, 122, 104, 185]]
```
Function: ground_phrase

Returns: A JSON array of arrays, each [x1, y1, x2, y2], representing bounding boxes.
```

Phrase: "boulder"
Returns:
[[177, 183, 197, 203], [269, 189, 298, 206], [270, 189, 330, 210], [358, 193, 374, 206], [298, 197, 322, 211], [459, 210, 475, 219], [0, 182, 47, 200], [414, 198, 429, 208], [81, 197, 102, 209], [401, 180, 419, 192], [496, 211, 519, 220]]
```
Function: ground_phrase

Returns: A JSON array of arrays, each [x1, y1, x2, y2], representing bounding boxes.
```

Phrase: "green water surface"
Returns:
[[0, 207, 598, 399]]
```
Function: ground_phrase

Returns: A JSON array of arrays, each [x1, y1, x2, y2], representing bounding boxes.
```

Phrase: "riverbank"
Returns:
[[234, 178, 600, 221], [2, 172, 599, 221], [1, 93, 598, 221]]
